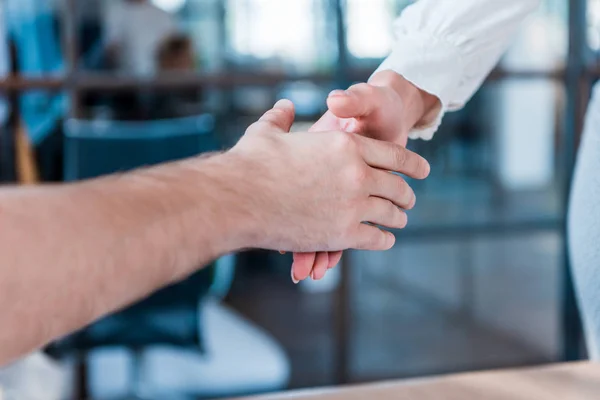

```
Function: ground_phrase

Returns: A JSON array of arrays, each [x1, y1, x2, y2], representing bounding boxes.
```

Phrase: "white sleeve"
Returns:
[[375, 0, 540, 140]]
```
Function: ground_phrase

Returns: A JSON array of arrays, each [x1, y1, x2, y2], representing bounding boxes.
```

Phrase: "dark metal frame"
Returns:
[[334, 0, 590, 384], [0, 0, 591, 388], [562, 0, 589, 362]]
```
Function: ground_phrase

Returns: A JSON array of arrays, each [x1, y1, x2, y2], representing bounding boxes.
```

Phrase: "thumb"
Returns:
[[326, 83, 382, 120], [247, 99, 296, 136]]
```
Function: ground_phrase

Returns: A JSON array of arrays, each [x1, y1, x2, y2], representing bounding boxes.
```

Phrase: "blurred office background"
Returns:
[[0, 0, 594, 399]]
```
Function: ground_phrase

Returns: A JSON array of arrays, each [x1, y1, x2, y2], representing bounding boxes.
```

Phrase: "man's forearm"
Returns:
[[0, 153, 252, 365], [0, 97, 430, 364]]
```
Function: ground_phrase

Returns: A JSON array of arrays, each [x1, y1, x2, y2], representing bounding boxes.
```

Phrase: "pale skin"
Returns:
[[292, 70, 440, 282], [0, 99, 430, 366]]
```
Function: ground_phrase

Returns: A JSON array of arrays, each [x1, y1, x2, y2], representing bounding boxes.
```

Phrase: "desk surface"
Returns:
[[235, 363, 600, 400]]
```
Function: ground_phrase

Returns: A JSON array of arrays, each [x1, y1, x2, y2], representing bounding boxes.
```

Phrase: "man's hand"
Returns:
[[291, 71, 439, 283], [229, 99, 430, 254], [0, 98, 429, 366]]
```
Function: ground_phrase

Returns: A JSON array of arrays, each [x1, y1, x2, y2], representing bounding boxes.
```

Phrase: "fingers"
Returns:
[[247, 99, 296, 135], [311, 252, 330, 281], [353, 224, 396, 251], [291, 251, 342, 283], [368, 170, 416, 210], [363, 197, 408, 229], [292, 252, 316, 283], [328, 251, 343, 269], [355, 135, 430, 179], [327, 84, 382, 119]]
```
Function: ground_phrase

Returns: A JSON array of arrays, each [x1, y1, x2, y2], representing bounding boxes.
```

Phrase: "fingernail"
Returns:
[[328, 90, 348, 98], [274, 99, 293, 109], [409, 193, 417, 209], [279, 251, 286, 255], [311, 271, 316, 280], [291, 268, 299, 284], [386, 232, 396, 249]]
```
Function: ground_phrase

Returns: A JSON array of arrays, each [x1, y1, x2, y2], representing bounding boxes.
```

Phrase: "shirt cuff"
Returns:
[[374, 31, 466, 140]]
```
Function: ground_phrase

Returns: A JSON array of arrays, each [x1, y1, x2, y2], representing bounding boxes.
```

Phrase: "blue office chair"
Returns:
[[57, 115, 218, 397], [63, 115, 217, 181], [55, 115, 289, 399]]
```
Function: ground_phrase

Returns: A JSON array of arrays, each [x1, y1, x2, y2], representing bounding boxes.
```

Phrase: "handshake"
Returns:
[[0, 70, 439, 366], [224, 71, 439, 283]]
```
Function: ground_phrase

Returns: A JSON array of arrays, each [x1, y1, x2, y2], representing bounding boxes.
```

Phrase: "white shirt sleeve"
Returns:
[[375, 0, 540, 140]]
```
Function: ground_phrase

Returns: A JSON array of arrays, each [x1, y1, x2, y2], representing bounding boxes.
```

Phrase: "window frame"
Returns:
[[0, 0, 588, 385]]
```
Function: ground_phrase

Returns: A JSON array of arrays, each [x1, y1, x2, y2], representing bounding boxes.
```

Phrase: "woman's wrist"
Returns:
[[370, 70, 441, 131]]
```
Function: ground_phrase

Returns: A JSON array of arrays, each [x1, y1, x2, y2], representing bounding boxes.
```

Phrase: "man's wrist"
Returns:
[[370, 70, 440, 132], [85, 153, 261, 281], [181, 152, 264, 254]]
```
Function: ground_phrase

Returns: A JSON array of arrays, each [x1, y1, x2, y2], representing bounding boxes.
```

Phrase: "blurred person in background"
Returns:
[[51, 0, 104, 58], [103, 0, 178, 76], [3, 0, 66, 182], [152, 33, 203, 118], [157, 34, 195, 72], [102, 0, 180, 119]]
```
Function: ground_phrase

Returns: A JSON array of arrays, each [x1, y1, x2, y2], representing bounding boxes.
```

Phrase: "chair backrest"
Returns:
[[63, 114, 216, 181], [57, 114, 220, 351]]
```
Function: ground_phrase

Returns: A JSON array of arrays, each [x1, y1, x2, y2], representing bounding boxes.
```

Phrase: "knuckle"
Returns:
[[331, 131, 355, 150], [342, 223, 359, 244], [349, 82, 375, 95], [382, 201, 407, 229], [245, 121, 265, 136], [268, 107, 288, 117], [367, 230, 385, 249], [341, 216, 355, 232], [392, 146, 408, 169], [260, 108, 286, 123], [345, 164, 368, 190], [353, 227, 376, 250], [335, 225, 354, 249], [354, 234, 372, 251], [373, 70, 401, 87], [393, 175, 409, 198]]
